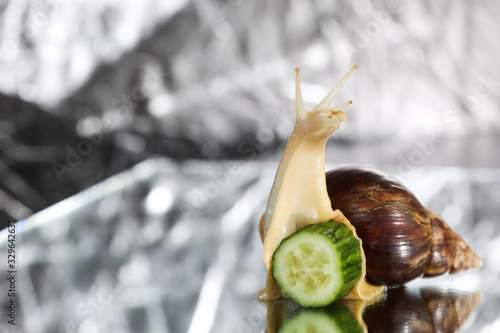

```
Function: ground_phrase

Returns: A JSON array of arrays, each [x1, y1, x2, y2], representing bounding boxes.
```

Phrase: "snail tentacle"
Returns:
[[313, 65, 358, 111]]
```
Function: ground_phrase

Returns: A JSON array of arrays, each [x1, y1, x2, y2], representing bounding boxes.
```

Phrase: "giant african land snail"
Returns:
[[259, 66, 482, 302]]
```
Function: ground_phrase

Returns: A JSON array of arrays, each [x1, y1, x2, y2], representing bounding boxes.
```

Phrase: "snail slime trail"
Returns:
[[258, 66, 483, 307], [258, 66, 383, 303]]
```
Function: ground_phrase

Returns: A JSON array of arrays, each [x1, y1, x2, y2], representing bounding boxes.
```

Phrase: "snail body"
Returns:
[[259, 66, 383, 301], [326, 167, 482, 286]]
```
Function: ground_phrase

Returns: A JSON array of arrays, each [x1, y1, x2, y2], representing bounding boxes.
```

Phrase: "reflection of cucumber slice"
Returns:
[[277, 303, 364, 333], [272, 220, 362, 307]]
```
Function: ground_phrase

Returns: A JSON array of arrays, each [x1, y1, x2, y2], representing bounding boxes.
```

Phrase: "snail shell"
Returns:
[[326, 167, 482, 286]]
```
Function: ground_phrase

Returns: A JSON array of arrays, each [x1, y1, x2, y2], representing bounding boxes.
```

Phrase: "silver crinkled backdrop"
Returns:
[[1, 0, 499, 148]]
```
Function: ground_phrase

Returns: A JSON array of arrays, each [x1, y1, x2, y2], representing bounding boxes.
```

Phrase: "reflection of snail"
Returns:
[[326, 167, 483, 286], [265, 287, 482, 333], [364, 287, 482, 332]]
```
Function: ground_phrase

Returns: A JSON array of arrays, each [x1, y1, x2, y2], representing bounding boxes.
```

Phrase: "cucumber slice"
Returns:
[[277, 303, 364, 333], [272, 220, 362, 307]]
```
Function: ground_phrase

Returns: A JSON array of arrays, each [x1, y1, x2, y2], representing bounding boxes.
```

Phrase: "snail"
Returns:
[[326, 167, 483, 286], [258, 66, 482, 302]]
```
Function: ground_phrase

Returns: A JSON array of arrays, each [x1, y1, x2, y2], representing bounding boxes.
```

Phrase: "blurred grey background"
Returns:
[[1, 0, 500, 228]]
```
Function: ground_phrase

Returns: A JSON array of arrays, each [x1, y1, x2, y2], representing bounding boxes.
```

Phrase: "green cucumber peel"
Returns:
[[272, 220, 362, 308]]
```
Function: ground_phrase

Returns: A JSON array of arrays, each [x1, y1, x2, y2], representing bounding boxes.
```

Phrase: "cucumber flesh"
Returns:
[[272, 220, 362, 307], [277, 310, 340, 332], [277, 303, 364, 333]]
